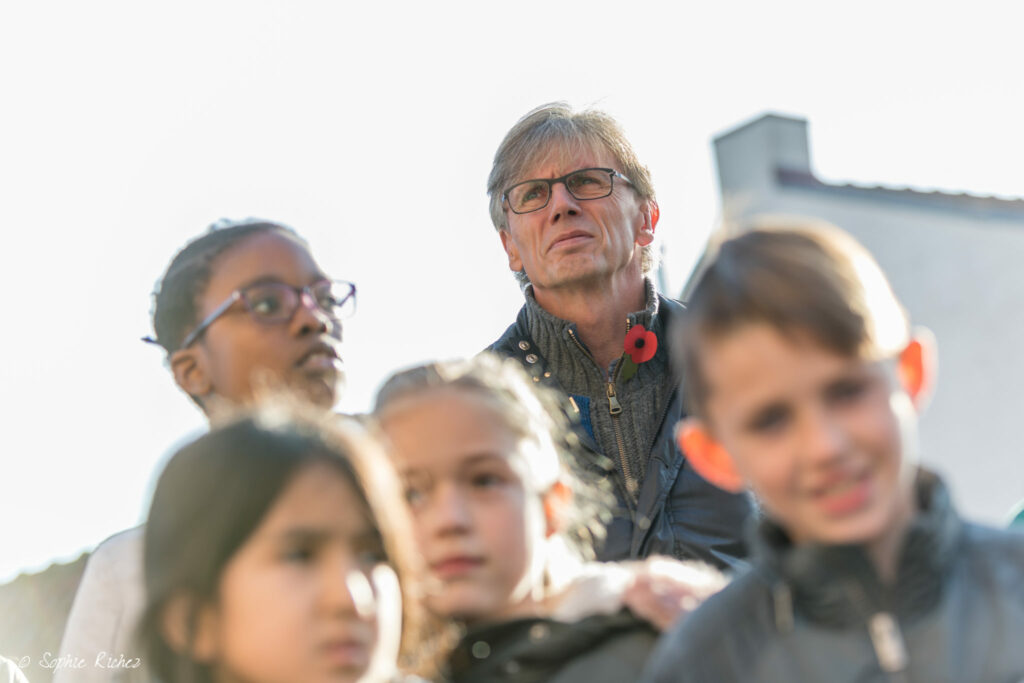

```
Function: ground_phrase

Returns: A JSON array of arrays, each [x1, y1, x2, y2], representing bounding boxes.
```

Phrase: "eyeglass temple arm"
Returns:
[[179, 291, 242, 350]]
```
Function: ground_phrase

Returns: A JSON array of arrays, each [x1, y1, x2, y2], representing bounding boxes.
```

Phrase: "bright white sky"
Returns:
[[1, 0, 1021, 582]]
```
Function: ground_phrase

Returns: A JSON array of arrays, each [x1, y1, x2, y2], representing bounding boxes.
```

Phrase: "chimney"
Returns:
[[713, 113, 810, 207]]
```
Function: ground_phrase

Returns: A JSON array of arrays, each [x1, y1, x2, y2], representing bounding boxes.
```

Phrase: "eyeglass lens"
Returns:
[[507, 168, 614, 214], [240, 281, 356, 322]]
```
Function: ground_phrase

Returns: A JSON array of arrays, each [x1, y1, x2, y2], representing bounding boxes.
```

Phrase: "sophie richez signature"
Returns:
[[7, 652, 142, 671]]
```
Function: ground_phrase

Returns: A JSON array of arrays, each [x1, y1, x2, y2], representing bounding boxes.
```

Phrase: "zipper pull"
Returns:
[[607, 383, 623, 415], [868, 612, 907, 673], [772, 583, 794, 634]]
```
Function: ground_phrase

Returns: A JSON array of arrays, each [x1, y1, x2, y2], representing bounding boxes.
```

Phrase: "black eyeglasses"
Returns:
[[178, 279, 356, 350], [502, 167, 632, 215]]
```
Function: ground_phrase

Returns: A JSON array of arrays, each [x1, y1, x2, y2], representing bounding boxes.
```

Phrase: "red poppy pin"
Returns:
[[620, 325, 657, 381]]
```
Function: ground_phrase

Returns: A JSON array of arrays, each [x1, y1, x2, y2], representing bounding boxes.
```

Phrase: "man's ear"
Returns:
[[898, 329, 937, 410], [160, 593, 219, 662], [542, 480, 572, 538], [170, 348, 212, 401], [499, 229, 524, 273], [636, 200, 658, 247], [676, 419, 745, 493]]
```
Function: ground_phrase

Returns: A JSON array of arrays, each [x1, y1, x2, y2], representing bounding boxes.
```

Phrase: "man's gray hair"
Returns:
[[487, 102, 658, 285]]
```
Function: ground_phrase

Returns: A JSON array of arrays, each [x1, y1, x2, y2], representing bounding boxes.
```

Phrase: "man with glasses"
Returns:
[[487, 103, 752, 568]]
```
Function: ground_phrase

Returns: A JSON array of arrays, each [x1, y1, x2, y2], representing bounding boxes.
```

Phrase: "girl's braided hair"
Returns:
[[148, 219, 301, 355]]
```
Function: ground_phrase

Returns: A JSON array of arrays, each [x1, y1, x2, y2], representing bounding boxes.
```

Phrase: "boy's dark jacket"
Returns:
[[489, 294, 752, 567], [641, 470, 1024, 682], [444, 610, 657, 683]]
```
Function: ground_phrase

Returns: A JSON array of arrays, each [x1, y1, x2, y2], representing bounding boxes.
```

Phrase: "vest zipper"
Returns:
[[567, 325, 638, 497]]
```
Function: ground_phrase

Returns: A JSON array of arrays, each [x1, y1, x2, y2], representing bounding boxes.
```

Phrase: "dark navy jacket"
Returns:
[[488, 296, 752, 568]]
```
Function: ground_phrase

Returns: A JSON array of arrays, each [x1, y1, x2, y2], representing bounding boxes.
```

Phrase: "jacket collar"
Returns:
[[521, 278, 661, 364], [446, 610, 653, 682], [751, 469, 963, 628]]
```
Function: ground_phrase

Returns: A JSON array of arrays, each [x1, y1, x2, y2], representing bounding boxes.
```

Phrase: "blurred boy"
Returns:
[[641, 224, 1024, 682]]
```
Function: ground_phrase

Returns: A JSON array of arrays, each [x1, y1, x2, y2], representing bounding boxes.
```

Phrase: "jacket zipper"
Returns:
[[773, 581, 908, 681], [567, 325, 638, 497], [868, 612, 908, 677], [846, 580, 909, 681]]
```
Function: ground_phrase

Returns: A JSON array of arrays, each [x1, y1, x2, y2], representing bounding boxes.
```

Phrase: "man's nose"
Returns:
[[548, 180, 581, 223]]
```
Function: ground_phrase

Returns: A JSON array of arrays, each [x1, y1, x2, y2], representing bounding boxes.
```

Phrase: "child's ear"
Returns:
[[160, 593, 219, 662], [897, 329, 937, 410], [676, 419, 746, 493], [542, 480, 572, 538], [170, 348, 212, 401]]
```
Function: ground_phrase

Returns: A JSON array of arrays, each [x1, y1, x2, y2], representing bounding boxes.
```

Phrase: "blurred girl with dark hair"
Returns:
[[140, 405, 423, 683]]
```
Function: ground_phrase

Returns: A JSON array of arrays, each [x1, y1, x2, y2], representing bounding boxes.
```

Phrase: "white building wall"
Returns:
[[712, 115, 1024, 524]]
